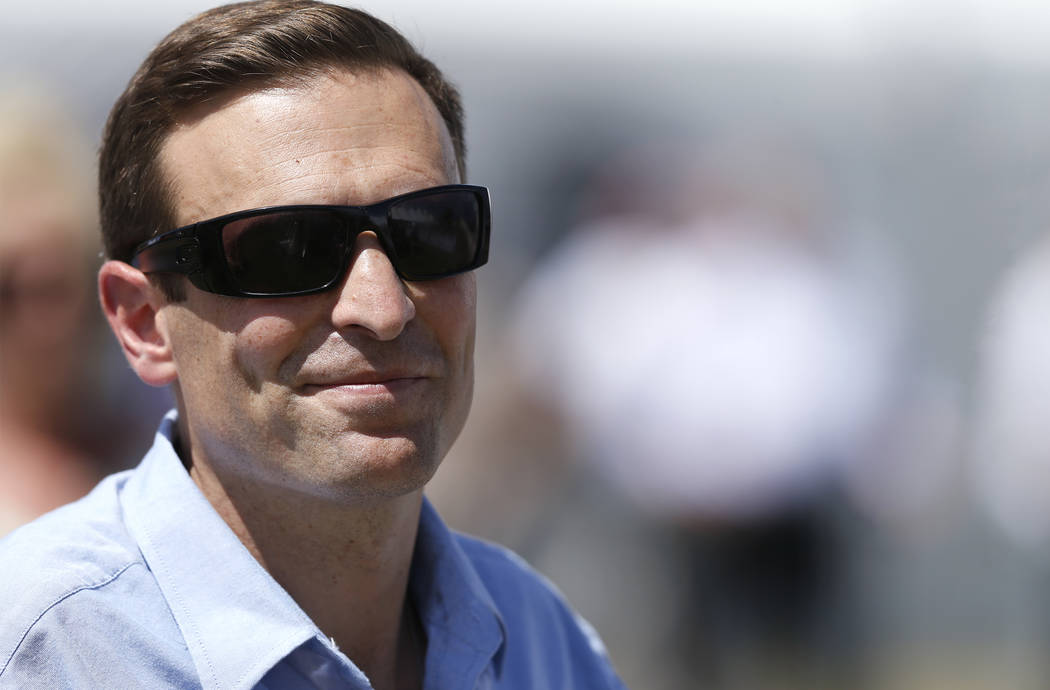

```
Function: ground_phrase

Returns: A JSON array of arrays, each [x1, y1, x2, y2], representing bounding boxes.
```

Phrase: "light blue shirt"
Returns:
[[0, 413, 625, 689]]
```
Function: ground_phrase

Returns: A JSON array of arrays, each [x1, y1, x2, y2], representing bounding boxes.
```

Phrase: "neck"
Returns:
[[188, 456, 426, 690]]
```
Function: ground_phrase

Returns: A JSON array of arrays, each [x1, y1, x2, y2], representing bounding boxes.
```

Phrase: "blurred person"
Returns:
[[0, 3, 625, 688], [510, 136, 914, 687], [0, 87, 105, 534], [974, 235, 1050, 549], [514, 136, 906, 523]]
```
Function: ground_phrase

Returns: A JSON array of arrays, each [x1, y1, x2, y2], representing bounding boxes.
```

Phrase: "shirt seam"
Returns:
[[0, 560, 144, 676]]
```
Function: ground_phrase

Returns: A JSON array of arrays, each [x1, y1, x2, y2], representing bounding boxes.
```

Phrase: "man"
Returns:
[[0, 2, 625, 688]]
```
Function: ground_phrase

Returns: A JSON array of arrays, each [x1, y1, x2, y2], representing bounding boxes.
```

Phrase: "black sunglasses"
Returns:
[[131, 184, 490, 297]]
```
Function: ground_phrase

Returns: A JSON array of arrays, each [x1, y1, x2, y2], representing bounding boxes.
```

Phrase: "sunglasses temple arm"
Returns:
[[131, 237, 202, 275]]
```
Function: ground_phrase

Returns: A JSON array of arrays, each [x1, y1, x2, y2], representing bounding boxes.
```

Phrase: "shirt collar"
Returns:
[[120, 412, 507, 689], [121, 412, 318, 690], [412, 500, 507, 687]]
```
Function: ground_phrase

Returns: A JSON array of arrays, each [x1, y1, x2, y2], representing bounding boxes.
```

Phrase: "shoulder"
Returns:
[[453, 533, 562, 603], [0, 473, 141, 624], [452, 533, 593, 634], [453, 534, 626, 689], [0, 474, 194, 685]]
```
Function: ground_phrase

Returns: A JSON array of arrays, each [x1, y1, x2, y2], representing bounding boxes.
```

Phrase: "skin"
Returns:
[[99, 67, 474, 690]]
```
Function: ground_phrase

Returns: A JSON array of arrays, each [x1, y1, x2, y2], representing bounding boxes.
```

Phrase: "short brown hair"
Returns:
[[99, 0, 466, 279]]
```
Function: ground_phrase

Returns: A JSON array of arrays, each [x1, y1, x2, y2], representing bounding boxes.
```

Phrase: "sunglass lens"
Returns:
[[222, 210, 346, 294], [387, 191, 481, 280]]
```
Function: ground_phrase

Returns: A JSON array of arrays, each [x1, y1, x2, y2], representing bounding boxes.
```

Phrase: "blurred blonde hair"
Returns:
[[0, 80, 97, 255]]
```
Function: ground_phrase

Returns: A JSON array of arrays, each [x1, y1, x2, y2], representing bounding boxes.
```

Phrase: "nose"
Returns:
[[330, 232, 415, 340]]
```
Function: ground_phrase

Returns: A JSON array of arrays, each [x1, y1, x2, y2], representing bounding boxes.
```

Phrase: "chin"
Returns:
[[301, 431, 444, 502]]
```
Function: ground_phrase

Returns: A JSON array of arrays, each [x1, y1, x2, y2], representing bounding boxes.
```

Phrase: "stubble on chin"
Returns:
[[257, 391, 446, 499]]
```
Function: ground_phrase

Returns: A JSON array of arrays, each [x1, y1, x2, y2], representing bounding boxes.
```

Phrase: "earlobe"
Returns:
[[98, 260, 178, 387]]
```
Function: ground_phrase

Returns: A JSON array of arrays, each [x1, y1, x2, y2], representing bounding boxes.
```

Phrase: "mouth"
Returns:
[[298, 373, 430, 396]]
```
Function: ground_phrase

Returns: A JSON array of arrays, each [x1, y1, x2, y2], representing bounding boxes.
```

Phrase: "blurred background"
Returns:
[[5, 1, 1050, 688]]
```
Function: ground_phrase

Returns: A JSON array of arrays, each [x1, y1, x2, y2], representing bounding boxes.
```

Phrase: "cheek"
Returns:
[[165, 298, 303, 397], [411, 276, 476, 445], [411, 274, 476, 365], [231, 314, 305, 391], [170, 326, 234, 402]]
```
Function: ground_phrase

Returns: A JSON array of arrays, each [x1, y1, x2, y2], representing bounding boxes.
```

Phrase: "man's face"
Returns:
[[155, 68, 475, 502]]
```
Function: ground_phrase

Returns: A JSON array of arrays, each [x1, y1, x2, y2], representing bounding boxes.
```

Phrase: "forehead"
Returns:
[[158, 68, 457, 226]]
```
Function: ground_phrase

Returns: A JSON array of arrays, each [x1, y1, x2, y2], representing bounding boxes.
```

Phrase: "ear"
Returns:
[[98, 260, 178, 387]]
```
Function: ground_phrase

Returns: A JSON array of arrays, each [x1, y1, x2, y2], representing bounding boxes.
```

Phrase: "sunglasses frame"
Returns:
[[130, 184, 490, 297]]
